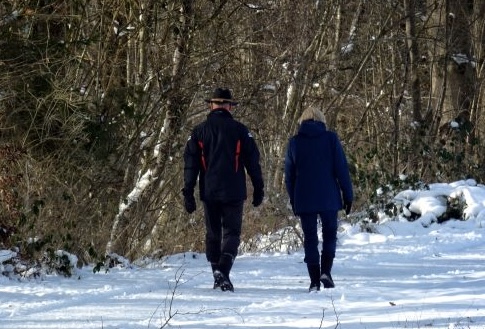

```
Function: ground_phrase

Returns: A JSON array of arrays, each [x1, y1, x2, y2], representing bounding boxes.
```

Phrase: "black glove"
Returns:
[[252, 189, 264, 207], [182, 188, 196, 214], [344, 201, 352, 215]]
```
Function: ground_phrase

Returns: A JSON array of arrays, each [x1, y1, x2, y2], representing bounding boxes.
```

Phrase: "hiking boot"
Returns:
[[211, 263, 220, 289], [213, 270, 234, 292], [213, 278, 222, 289], [309, 282, 320, 292], [320, 273, 335, 288]]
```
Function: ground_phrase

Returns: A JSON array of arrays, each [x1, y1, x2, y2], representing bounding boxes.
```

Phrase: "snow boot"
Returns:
[[214, 253, 234, 292], [307, 263, 321, 292], [320, 256, 335, 288], [320, 273, 335, 288], [211, 263, 221, 289]]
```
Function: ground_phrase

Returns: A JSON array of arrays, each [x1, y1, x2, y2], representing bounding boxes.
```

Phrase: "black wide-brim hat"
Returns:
[[204, 88, 239, 105]]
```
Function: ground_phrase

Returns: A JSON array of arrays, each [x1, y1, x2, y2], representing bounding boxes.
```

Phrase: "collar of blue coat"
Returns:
[[298, 120, 327, 137]]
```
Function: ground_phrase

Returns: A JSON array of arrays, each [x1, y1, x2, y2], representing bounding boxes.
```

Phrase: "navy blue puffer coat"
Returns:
[[284, 120, 353, 214]]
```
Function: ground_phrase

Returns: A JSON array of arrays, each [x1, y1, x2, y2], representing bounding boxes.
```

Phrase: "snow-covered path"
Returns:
[[1, 220, 484, 329]]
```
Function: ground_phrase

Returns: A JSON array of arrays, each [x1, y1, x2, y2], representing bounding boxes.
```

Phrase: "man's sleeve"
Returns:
[[183, 132, 201, 193], [241, 128, 264, 191]]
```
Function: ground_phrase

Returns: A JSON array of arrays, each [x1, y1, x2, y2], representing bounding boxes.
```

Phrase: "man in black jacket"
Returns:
[[182, 88, 264, 292]]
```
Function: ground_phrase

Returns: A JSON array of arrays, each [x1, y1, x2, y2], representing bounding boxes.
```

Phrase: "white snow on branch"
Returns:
[[119, 169, 155, 213], [341, 42, 354, 54], [451, 53, 476, 67]]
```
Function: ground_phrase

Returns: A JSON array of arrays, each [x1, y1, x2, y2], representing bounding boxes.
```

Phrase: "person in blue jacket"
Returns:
[[183, 88, 264, 292], [284, 106, 353, 292]]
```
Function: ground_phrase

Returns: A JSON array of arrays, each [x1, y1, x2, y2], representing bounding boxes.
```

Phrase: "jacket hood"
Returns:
[[298, 120, 327, 137]]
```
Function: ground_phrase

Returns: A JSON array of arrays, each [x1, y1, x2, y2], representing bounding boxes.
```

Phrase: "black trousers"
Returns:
[[203, 200, 244, 264], [299, 210, 338, 264]]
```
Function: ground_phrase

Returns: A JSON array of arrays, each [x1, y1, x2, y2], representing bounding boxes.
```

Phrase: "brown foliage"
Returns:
[[0, 145, 25, 246], [1, 0, 485, 264]]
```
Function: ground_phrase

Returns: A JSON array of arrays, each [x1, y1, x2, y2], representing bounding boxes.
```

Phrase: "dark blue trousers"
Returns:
[[299, 210, 338, 264], [203, 200, 244, 264]]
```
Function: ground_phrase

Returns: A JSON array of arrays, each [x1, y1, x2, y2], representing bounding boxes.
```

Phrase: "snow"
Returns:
[[1, 181, 485, 329]]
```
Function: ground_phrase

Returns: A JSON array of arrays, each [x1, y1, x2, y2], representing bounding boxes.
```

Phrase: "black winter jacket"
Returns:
[[183, 109, 264, 202]]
